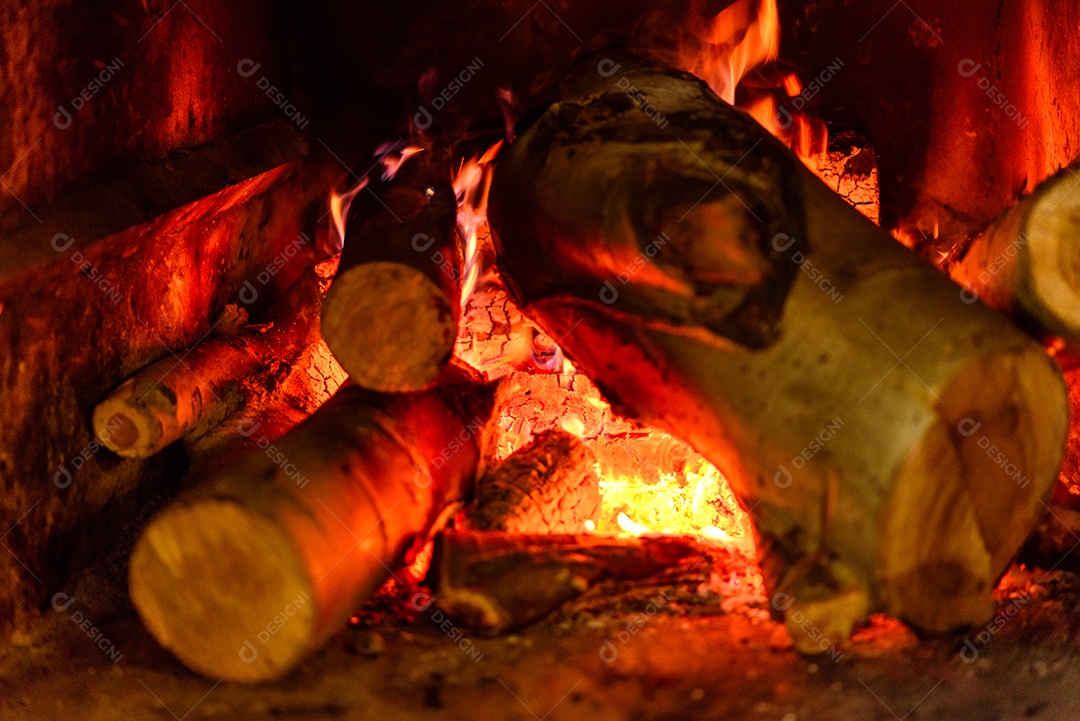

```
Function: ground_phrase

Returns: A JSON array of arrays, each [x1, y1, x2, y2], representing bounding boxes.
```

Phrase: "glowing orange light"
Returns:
[[328, 179, 367, 254], [671, 0, 827, 171], [404, 539, 435, 582], [452, 140, 503, 303]]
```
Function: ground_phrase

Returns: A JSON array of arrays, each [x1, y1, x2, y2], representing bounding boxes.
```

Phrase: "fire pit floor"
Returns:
[[3, 553, 1080, 721]]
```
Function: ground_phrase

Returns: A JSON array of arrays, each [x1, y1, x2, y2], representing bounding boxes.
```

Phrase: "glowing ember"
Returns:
[[598, 457, 754, 552], [479, 355, 755, 552], [403, 539, 435, 583]]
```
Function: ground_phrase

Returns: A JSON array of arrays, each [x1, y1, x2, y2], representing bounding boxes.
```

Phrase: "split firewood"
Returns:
[[489, 52, 1068, 652], [128, 369, 496, 682], [950, 161, 1080, 344], [431, 530, 700, 634], [462, 429, 601, 534], [320, 182, 462, 392], [92, 263, 340, 459]]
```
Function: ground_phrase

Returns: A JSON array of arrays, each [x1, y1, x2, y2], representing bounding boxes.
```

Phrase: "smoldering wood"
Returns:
[[128, 370, 496, 682], [462, 429, 601, 534], [489, 51, 1069, 653], [431, 530, 701, 634]]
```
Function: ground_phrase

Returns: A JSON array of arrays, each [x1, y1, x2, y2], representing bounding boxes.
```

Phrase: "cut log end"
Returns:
[[91, 384, 169, 459], [129, 500, 315, 682], [322, 261, 457, 392], [880, 346, 1067, 631], [1025, 179, 1080, 338]]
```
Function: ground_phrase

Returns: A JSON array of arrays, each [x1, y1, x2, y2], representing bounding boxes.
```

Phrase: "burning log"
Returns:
[[431, 530, 700, 634], [92, 264, 338, 459], [128, 369, 495, 682], [489, 52, 1069, 651], [320, 182, 462, 392], [462, 429, 601, 534], [950, 163, 1080, 344]]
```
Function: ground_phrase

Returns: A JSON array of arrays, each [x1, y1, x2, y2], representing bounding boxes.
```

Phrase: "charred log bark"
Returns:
[[128, 370, 495, 682], [321, 182, 462, 392], [950, 162, 1080, 345], [489, 52, 1069, 652], [431, 530, 700, 634], [462, 429, 601, 534]]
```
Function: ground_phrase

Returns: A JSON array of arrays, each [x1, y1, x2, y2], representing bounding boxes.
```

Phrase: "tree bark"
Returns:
[[92, 262, 340, 459], [320, 182, 462, 392], [489, 52, 1069, 652], [128, 369, 495, 682]]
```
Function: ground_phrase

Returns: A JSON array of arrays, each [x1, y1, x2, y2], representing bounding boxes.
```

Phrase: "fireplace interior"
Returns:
[[3, 1, 1080, 719]]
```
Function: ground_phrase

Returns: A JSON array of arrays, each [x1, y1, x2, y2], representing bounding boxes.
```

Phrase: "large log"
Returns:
[[320, 182, 462, 392], [488, 52, 1069, 652], [128, 369, 495, 682], [950, 162, 1080, 344]]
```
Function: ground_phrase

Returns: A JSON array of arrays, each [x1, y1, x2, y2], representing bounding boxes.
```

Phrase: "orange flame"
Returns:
[[686, 0, 779, 105], [671, 0, 827, 170], [328, 178, 368, 253], [452, 140, 502, 302], [327, 143, 425, 253]]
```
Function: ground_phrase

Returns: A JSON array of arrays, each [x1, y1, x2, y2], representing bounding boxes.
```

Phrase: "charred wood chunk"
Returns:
[[431, 531, 700, 634]]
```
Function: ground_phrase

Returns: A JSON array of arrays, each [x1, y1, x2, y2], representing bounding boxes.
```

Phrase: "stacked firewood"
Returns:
[[101, 50, 1077, 681]]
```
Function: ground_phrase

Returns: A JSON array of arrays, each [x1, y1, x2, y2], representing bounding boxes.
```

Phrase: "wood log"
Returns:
[[320, 182, 462, 392], [128, 370, 496, 682], [91, 263, 337, 459], [462, 429, 601, 534], [488, 52, 1069, 651], [1030, 360, 1080, 560], [950, 162, 1080, 344], [431, 531, 700, 634]]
